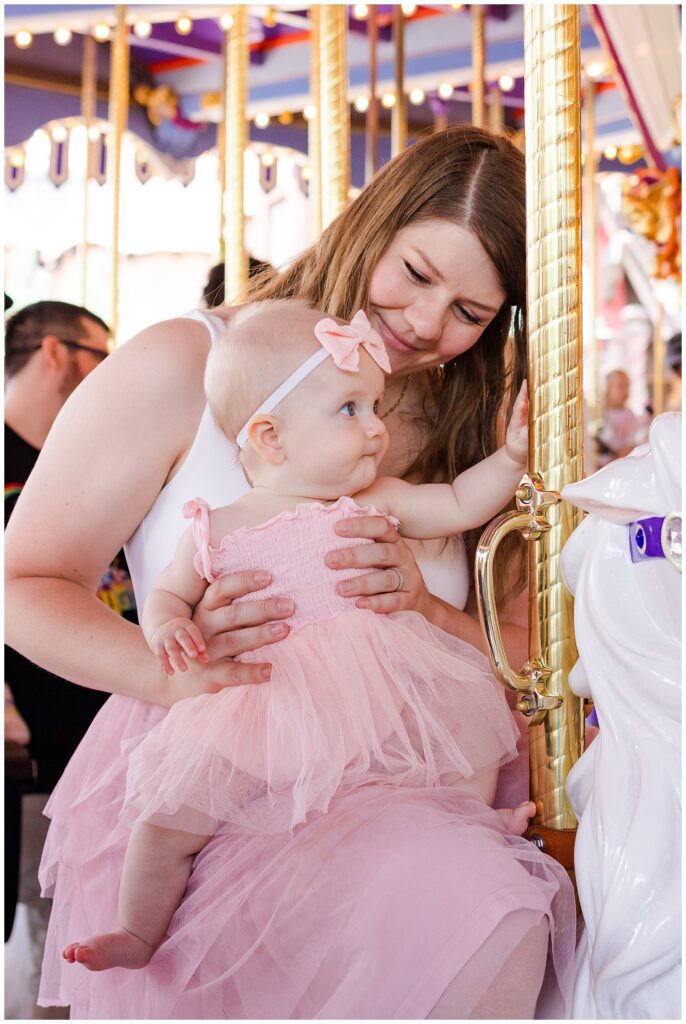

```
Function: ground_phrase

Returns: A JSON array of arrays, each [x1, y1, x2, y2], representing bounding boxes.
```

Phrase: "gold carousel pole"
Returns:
[[80, 33, 97, 306], [309, 4, 322, 236], [488, 83, 504, 133], [224, 5, 249, 303], [471, 5, 486, 128], [584, 78, 601, 463], [391, 6, 407, 157], [524, 5, 585, 833], [217, 23, 228, 265], [318, 4, 349, 229], [365, 7, 379, 181], [108, 6, 129, 344]]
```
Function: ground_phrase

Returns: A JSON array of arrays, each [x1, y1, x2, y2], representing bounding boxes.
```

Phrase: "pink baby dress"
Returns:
[[123, 497, 521, 836], [37, 498, 576, 1019]]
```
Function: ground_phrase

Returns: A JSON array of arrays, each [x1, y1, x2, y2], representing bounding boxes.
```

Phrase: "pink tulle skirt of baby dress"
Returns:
[[37, 498, 576, 1018]]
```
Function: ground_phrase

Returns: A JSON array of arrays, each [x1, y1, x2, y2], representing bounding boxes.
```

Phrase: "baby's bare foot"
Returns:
[[62, 929, 155, 971], [496, 800, 536, 836]]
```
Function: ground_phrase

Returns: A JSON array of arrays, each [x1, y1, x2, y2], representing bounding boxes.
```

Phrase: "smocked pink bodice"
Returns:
[[185, 496, 397, 636]]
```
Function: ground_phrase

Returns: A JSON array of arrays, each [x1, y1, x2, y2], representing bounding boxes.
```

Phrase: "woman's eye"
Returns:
[[455, 305, 484, 327], [341, 402, 356, 417], [403, 260, 429, 285]]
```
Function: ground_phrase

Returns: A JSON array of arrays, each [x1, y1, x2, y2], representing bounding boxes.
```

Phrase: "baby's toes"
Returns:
[[62, 943, 80, 962]]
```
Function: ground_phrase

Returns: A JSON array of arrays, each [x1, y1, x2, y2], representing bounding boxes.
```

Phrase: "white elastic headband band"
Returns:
[[236, 348, 329, 449]]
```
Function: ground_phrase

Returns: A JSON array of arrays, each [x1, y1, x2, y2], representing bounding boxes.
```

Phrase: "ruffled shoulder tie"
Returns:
[[182, 497, 215, 582]]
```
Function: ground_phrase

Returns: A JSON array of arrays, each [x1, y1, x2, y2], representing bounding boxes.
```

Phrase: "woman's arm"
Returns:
[[4, 319, 287, 708]]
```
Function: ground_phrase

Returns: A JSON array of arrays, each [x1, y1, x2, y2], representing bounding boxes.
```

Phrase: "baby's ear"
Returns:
[[247, 415, 285, 465]]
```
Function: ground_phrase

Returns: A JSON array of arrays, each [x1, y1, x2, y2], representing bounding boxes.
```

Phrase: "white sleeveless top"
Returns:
[[125, 309, 470, 612]]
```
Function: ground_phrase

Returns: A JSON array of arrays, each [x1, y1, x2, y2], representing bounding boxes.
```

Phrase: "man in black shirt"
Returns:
[[4, 301, 137, 1015]]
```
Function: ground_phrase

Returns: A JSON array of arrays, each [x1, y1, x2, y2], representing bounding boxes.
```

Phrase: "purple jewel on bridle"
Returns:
[[628, 513, 682, 572]]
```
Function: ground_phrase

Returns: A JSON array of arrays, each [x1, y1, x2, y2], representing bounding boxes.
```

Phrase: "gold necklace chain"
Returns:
[[380, 377, 409, 420]]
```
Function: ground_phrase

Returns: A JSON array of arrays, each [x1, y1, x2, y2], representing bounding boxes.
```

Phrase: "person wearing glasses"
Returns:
[[4, 300, 135, 1019]]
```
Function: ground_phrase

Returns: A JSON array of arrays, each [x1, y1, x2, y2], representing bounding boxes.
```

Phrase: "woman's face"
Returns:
[[367, 219, 507, 376]]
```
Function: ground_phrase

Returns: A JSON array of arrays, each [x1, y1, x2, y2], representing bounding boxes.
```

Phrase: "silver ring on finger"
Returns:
[[390, 567, 405, 592]]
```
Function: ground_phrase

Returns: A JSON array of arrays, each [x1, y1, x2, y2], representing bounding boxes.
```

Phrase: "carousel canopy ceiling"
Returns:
[[5, 3, 681, 171]]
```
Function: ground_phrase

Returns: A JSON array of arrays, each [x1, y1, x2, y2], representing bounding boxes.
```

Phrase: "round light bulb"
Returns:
[[14, 29, 33, 48], [585, 60, 609, 81], [354, 95, 370, 113], [381, 92, 396, 109], [220, 14, 234, 30], [303, 105, 317, 121], [52, 125, 68, 142], [498, 74, 515, 93], [301, 166, 313, 181], [438, 82, 454, 100], [175, 15, 192, 36], [263, 8, 277, 28], [401, 2, 417, 15], [409, 88, 425, 105], [93, 23, 111, 41], [603, 145, 618, 160], [451, 3, 464, 8], [261, 151, 276, 167], [10, 150, 25, 168], [278, 111, 294, 125], [53, 27, 73, 46], [87, 126, 101, 141], [254, 112, 270, 129], [353, 4, 369, 20], [134, 21, 152, 39]]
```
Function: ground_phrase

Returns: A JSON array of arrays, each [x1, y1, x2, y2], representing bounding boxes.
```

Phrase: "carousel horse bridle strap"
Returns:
[[628, 512, 682, 571]]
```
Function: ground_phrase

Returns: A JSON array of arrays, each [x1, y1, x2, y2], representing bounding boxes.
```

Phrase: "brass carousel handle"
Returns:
[[475, 473, 564, 726]]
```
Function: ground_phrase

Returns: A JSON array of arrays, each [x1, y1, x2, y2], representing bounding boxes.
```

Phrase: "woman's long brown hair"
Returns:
[[248, 125, 527, 604]]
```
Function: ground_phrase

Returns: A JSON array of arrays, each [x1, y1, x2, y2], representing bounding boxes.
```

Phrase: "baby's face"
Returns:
[[277, 349, 389, 499]]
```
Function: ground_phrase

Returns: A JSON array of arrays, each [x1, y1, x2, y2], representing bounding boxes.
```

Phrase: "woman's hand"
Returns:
[[186, 569, 294, 687], [325, 516, 433, 616]]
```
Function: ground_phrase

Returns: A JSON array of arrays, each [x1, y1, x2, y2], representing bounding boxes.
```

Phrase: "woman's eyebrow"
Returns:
[[413, 246, 500, 315]]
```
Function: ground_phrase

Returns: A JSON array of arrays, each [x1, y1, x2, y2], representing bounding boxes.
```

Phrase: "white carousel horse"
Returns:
[[560, 412, 682, 1019]]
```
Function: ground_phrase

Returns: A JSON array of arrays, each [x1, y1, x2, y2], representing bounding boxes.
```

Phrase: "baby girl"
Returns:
[[64, 299, 534, 972]]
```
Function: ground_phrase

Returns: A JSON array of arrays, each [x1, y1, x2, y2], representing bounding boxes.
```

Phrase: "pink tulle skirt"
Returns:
[[38, 615, 576, 1019], [123, 610, 521, 835]]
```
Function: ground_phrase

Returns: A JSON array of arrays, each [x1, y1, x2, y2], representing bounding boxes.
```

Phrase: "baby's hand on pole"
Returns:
[[505, 380, 529, 466], [151, 618, 209, 676]]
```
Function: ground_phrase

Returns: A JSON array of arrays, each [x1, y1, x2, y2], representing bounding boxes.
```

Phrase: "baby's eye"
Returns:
[[373, 400, 381, 415], [341, 401, 356, 417]]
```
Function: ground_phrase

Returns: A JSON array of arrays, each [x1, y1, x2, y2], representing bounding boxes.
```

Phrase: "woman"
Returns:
[[5, 126, 574, 1018]]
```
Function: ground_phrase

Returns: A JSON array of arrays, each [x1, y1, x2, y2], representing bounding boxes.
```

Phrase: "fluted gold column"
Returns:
[[584, 78, 600, 455], [365, 7, 379, 181], [217, 25, 228, 263], [309, 4, 322, 237], [471, 5, 486, 128], [80, 33, 97, 306], [108, 6, 129, 343], [524, 5, 585, 830], [224, 5, 249, 303], [391, 6, 407, 157], [319, 4, 349, 228]]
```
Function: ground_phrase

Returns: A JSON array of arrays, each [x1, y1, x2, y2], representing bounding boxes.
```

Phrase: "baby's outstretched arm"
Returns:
[[142, 528, 210, 675], [361, 382, 529, 539]]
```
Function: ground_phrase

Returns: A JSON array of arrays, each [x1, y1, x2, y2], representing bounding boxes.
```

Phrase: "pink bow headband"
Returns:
[[236, 310, 390, 449]]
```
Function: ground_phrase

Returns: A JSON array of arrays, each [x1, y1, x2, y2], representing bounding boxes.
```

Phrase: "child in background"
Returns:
[[63, 299, 533, 972], [598, 368, 649, 465]]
